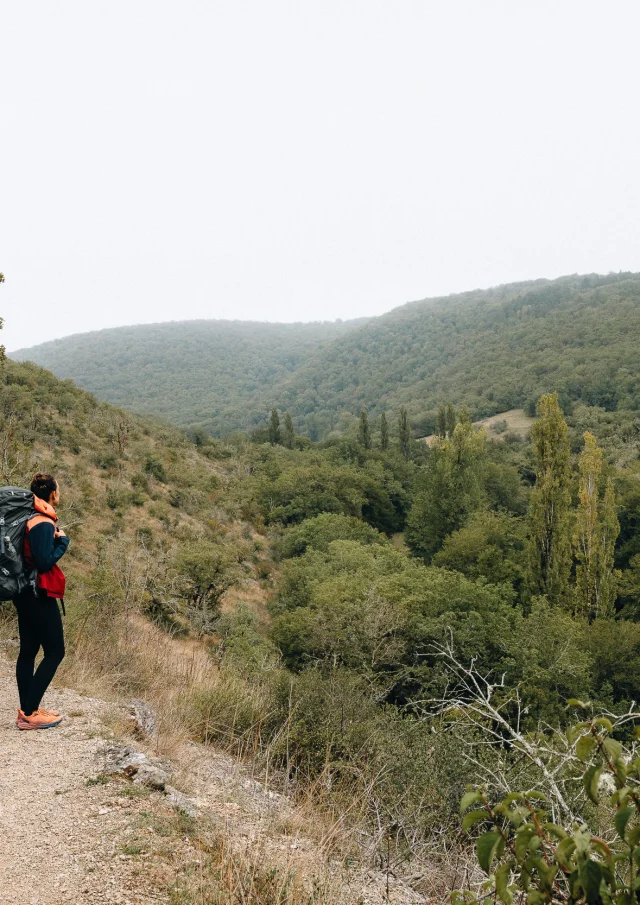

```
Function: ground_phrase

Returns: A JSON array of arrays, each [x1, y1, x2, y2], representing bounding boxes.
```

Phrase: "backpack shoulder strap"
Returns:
[[26, 514, 54, 532]]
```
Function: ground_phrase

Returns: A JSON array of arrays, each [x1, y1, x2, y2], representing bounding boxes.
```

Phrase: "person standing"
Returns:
[[14, 473, 69, 730]]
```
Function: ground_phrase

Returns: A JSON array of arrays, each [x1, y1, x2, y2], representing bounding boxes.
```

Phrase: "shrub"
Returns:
[[144, 454, 166, 482], [174, 542, 240, 635], [456, 706, 640, 905], [277, 512, 386, 559], [93, 451, 118, 471]]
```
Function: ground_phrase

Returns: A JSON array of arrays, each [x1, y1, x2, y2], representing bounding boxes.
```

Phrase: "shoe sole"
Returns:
[[17, 718, 63, 730]]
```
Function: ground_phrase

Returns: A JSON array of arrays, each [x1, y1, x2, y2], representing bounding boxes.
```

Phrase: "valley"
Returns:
[[3, 273, 640, 902], [13, 272, 640, 440]]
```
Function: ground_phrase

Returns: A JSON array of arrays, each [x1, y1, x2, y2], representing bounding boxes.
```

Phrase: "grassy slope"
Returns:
[[0, 358, 272, 667], [13, 272, 640, 439]]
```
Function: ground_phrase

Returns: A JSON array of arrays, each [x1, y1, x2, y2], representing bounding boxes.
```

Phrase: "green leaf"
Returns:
[[600, 861, 615, 889], [544, 823, 568, 840], [615, 806, 635, 840], [526, 790, 547, 802], [574, 827, 592, 856], [568, 867, 581, 899], [526, 892, 546, 905], [610, 787, 631, 807], [531, 857, 558, 892], [604, 737, 623, 759], [594, 717, 614, 733], [460, 791, 482, 814], [627, 825, 640, 847], [576, 735, 596, 762], [584, 764, 603, 804], [618, 892, 635, 905], [495, 861, 513, 905], [555, 837, 576, 867], [579, 860, 603, 904], [503, 807, 523, 827], [515, 826, 537, 862], [634, 726, 640, 740], [477, 831, 502, 874], [567, 699, 590, 709], [567, 725, 581, 745], [567, 721, 589, 744], [462, 809, 488, 832]]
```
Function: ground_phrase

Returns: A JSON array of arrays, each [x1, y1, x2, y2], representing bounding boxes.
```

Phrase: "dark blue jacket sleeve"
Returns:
[[28, 522, 69, 573]]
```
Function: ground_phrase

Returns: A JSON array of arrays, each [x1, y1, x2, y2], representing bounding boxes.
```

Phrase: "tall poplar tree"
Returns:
[[526, 393, 572, 606], [573, 431, 619, 620], [436, 405, 447, 439], [445, 402, 457, 436], [358, 410, 371, 449], [398, 407, 411, 460], [283, 412, 295, 449], [268, 408, 281, 445], [379, 411, 389, 451]]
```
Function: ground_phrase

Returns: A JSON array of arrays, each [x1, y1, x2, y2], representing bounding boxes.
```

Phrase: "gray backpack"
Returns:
[[0, 487, 36, 600]]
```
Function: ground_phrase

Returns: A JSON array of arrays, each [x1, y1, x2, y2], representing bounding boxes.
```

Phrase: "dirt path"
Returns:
[[0, 662, 174, 905], [0, 657, 427, 905]]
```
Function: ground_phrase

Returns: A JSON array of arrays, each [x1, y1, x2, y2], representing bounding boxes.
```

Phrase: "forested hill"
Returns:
[[11, 318, 364, 437], [13, 272, 640, 437], [279, 271, 640, 437]]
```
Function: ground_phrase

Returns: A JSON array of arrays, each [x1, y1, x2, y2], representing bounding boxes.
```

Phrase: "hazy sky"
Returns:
[[3, 1, 640, 351]]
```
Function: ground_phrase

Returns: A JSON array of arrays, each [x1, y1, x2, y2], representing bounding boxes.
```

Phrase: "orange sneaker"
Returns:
[[38, 707, 61, 718], [16, 709, 63, 730]]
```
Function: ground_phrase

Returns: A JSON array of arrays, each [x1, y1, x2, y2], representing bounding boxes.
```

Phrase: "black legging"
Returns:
[[14, 593, 65, 716]]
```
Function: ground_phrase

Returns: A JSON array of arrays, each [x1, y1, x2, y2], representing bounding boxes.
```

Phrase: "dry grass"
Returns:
[[3, 594, 444, 903], [420, 407, 534, 445], [59, 615, 398, 904], [478, 408, 535, 438], [118, 803, 344, 905]]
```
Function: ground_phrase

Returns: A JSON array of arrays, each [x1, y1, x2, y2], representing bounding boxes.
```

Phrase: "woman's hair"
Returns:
[[31, 473, 58, 502]]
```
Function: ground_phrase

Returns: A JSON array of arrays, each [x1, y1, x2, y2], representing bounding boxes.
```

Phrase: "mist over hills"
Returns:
[[12, 319, 364, 436], [13, 272, 640, 437]]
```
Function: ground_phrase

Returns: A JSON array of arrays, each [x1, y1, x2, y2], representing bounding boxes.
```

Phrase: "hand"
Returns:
[[56, 528, 66, 538]]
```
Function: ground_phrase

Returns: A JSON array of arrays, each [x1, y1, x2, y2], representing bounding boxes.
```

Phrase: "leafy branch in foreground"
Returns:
[[455, 706, 640, 905], [430, 637, 580, 822]]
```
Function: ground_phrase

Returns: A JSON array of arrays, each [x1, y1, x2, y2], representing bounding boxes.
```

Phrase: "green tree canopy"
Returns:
[[405, 419, 487, 562], [526, 392, 572, 605]]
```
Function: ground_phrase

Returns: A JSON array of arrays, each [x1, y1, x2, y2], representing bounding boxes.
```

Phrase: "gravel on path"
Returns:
[[0, 663, 170, 905]]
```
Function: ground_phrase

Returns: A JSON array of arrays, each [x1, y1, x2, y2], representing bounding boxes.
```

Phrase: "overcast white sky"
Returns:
[[2, 1, 640, 351]]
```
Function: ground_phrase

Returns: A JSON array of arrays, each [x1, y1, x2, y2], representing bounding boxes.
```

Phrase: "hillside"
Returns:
[[276, 271, 640, 437], [13, 272, 640, 438], [4, 333, 640, 899], [11, 318, 364, 437]]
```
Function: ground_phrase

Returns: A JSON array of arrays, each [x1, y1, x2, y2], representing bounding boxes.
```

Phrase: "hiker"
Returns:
[[14, 473, 69, 730]]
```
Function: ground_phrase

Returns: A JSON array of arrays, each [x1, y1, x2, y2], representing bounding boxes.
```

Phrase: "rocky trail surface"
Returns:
[[0, 657, 427, 905]]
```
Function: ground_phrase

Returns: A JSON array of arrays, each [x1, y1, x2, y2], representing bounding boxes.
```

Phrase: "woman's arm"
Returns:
[[27, 522, 70, 573]]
